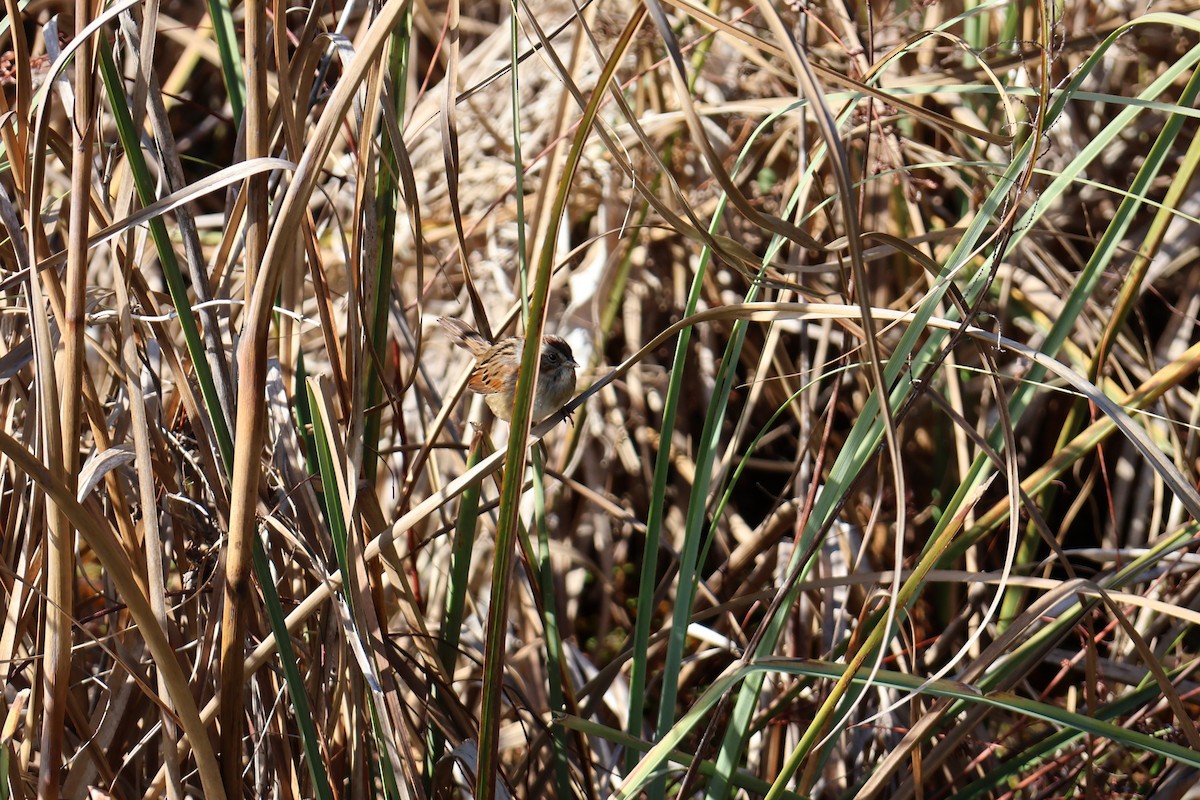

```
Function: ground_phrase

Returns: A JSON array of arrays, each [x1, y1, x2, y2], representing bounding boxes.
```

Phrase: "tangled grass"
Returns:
[[2, 0, 1200, 797]]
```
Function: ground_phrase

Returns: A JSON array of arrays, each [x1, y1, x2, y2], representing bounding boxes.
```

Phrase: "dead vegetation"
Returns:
[[2, 0, 1200, 797]]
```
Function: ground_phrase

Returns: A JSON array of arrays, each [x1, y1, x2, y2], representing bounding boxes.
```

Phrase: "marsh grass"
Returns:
[[2, 0, 1200, 797]]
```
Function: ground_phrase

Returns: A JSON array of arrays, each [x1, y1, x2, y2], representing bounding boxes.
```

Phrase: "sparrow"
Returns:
[[438, 317, 578, 422]]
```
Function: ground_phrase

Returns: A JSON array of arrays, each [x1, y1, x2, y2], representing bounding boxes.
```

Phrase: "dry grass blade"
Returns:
[[0, 157, 296, 292], [221, 0, 410, 791], [0, 429, 225, 797]]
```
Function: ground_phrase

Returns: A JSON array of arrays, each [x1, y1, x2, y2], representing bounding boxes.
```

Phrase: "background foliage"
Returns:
[[2, 0, 1200, 797]]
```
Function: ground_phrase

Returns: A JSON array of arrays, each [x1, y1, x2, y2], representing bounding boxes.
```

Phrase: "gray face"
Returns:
[[541, 339, 576, 371]]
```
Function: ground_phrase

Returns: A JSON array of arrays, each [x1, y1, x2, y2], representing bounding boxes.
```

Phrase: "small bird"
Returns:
[[438, 317, 579, 422]]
